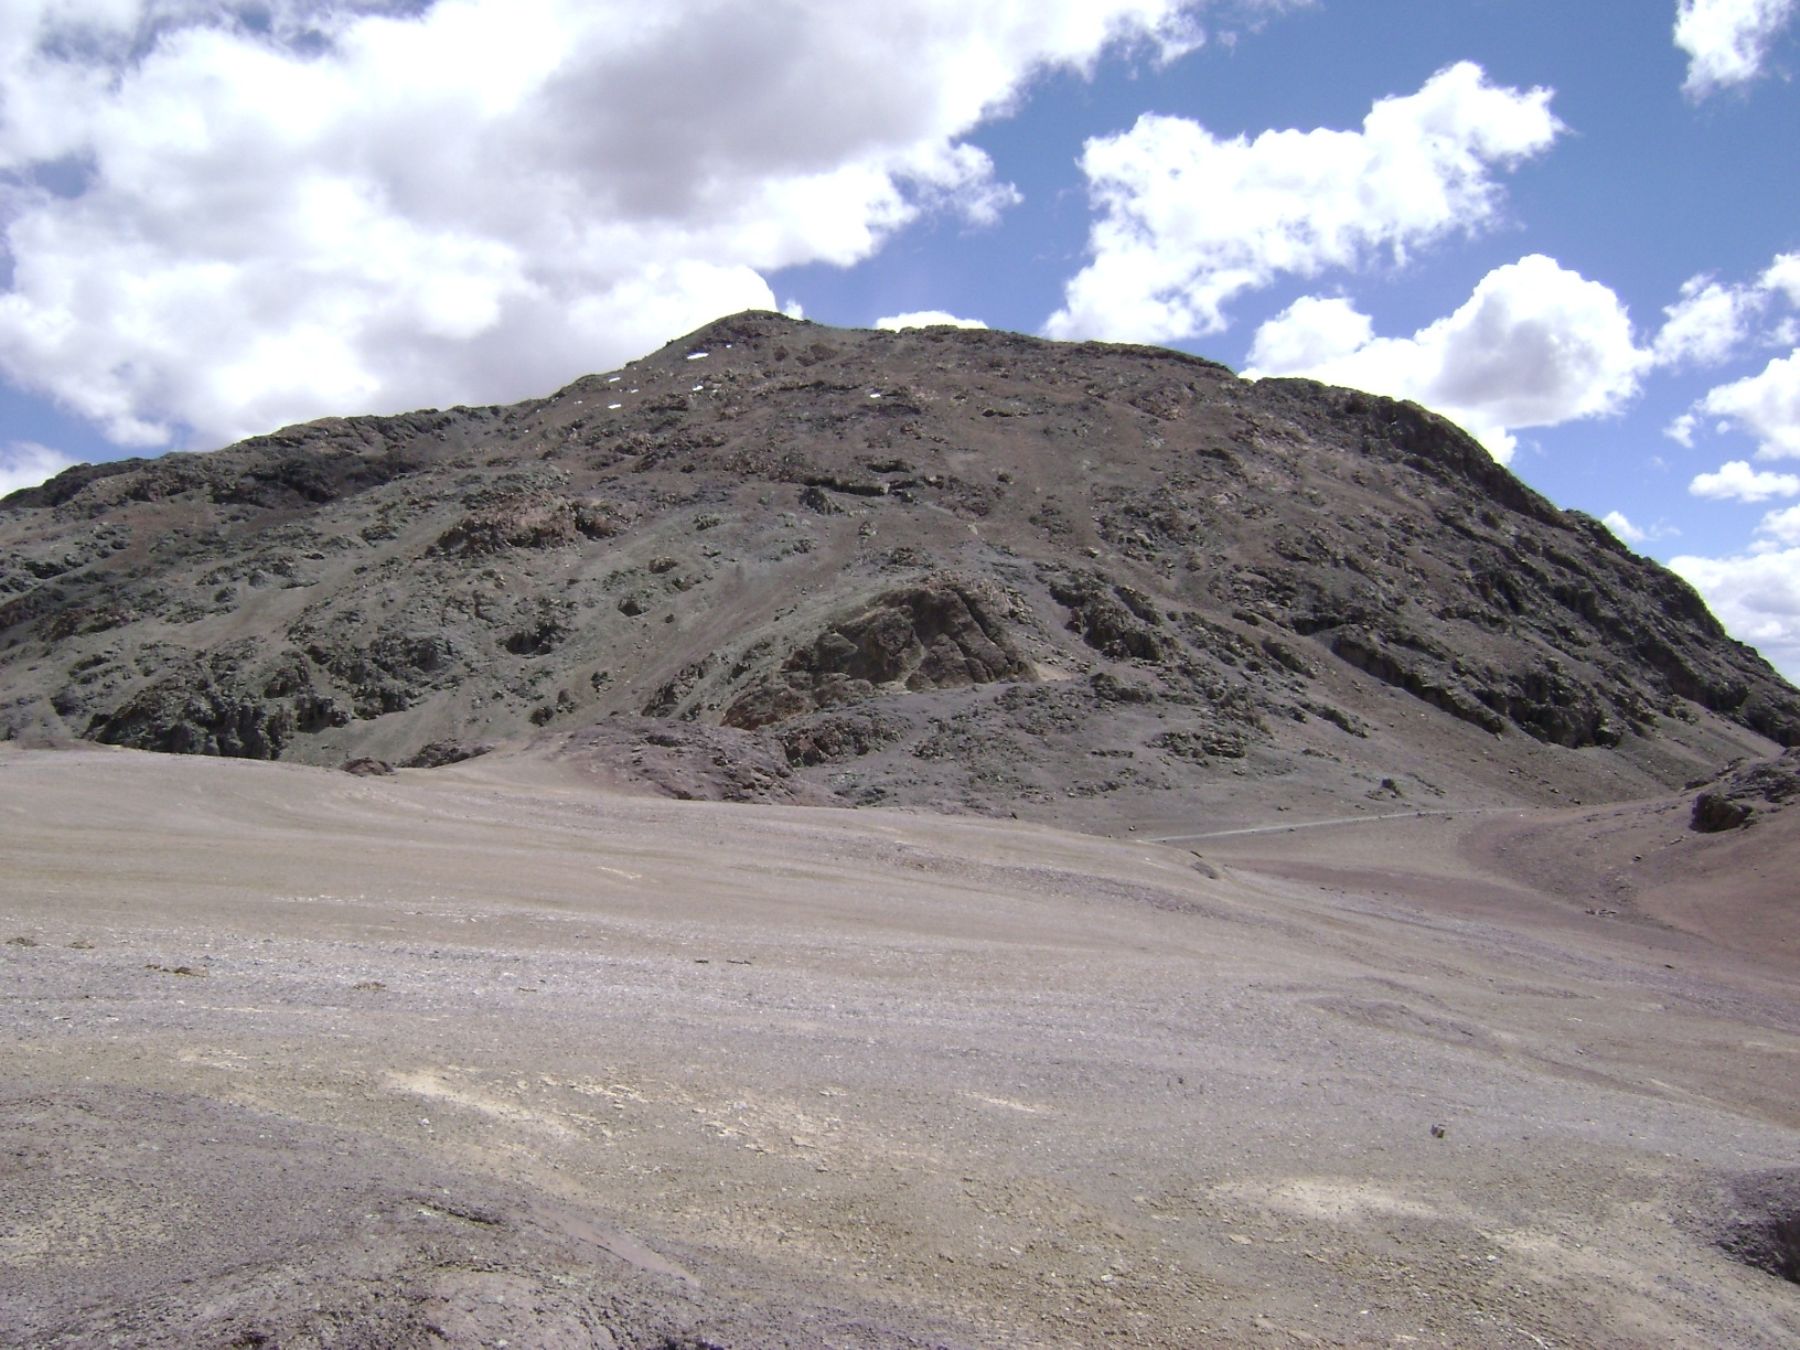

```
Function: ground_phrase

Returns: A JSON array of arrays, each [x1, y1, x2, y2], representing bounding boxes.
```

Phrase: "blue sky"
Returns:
[[1, 1, 1797, 677]]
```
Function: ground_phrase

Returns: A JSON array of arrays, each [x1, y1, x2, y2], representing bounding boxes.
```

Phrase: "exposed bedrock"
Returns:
[[723, 583, 1032, 729]]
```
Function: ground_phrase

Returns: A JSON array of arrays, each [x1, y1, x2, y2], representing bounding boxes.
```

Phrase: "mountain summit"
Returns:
[[2, 311, 1792, 830]]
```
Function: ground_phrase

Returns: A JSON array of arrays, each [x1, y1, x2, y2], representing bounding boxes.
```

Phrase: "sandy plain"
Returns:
[[2, 743, 1798, 1347]]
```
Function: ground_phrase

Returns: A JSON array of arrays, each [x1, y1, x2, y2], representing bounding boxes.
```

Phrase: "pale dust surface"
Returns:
[[3, 744, 1798, 1347]]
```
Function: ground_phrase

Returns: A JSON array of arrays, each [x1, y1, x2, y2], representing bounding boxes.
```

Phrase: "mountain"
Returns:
[[8, 313, 1800, 1348], [2, 310, 1793, 831]]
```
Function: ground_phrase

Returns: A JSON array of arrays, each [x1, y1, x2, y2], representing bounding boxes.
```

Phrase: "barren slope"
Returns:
[[3, 745, 1798, 1346], [2, 312, 1794, 832]]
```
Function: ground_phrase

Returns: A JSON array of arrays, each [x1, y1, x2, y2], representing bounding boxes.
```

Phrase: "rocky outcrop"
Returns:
[[1691, 750, 1800, 831], [402, 740, 491, 768], [297, 632, 459, 720], [776, 708, 906, 766], [1049, 573, 1167, 663], [435, 492, 589, 555], [723, 583, 1031, 729], [552, 718, 825, 805], [1323, 628, 1627, 747], [86, 657, 296, 759]]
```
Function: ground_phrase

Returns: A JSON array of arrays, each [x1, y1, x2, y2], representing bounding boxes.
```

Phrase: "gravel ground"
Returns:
[[3, 744, 1798, 1347]]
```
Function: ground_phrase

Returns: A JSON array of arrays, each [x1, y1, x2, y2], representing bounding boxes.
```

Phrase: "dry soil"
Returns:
[[3, 744, 1798, 1346]]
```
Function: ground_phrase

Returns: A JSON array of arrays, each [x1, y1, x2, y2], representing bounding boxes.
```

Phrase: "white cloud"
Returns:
[[874, 310, 989, 331], [1668, 547, 1800, 683], [1239, 295, 1371, 371], [1664, 251, 1800, 457], [1651, 274, 1762, 367], [1698, 349, 1800, 458], [0, 440, 79, 499], [1245, 241, 1794, 476], [1757, 502, 1800, 545], [1675, 0, 1798, 99], [1765, 251, 1800, 306], [1045, 61, 1561, 344], [1245, 255, 1647, 463], [0, 0, 1218, 449], [1602, 511, 1650, 546], [1688, 458, 1800, 500]]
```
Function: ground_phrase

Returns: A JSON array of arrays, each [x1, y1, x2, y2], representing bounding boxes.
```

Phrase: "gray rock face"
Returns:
[[1691, 749, 1800, 831], [1, 311, 1794, 824], [723, 583, 1030, 729]]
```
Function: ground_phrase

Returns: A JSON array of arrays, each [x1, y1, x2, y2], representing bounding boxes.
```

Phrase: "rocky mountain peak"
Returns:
[[2, 311, 1793, 829]]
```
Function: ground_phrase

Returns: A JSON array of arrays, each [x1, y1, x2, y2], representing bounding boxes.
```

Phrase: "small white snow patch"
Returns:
[[692, 384, 705, 392], [686, 351, 709, 361], [607, 403, 622, 410], [607, 375, 621, 383], [868, 392, 882, 399]]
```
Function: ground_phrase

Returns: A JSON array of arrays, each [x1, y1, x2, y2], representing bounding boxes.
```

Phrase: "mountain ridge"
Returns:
[[2, 309, 1793, 831]]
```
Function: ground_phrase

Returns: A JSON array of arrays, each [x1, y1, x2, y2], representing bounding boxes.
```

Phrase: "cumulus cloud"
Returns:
[[0, 440, 78, 499], [874, 310, 989, 331], [1696, 350, 1800, 458], [1246, 235, 1798, 474], [1244, 255, 1648, 463], [1602, 511, 1650, 546], [1757, 502, 1800, 545], [1675, 0, 1798, 99], [1663, 251, 1800, 457], [1689, 458, 1800, 500], [1765, 252, 1800, 306], [1045, 61, 1561, 344], [0, 0, 1215, 449], [1651, 274, 1763, 367], [1238, 295, 1371, 371], [1668, 547, 1800, 682]]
